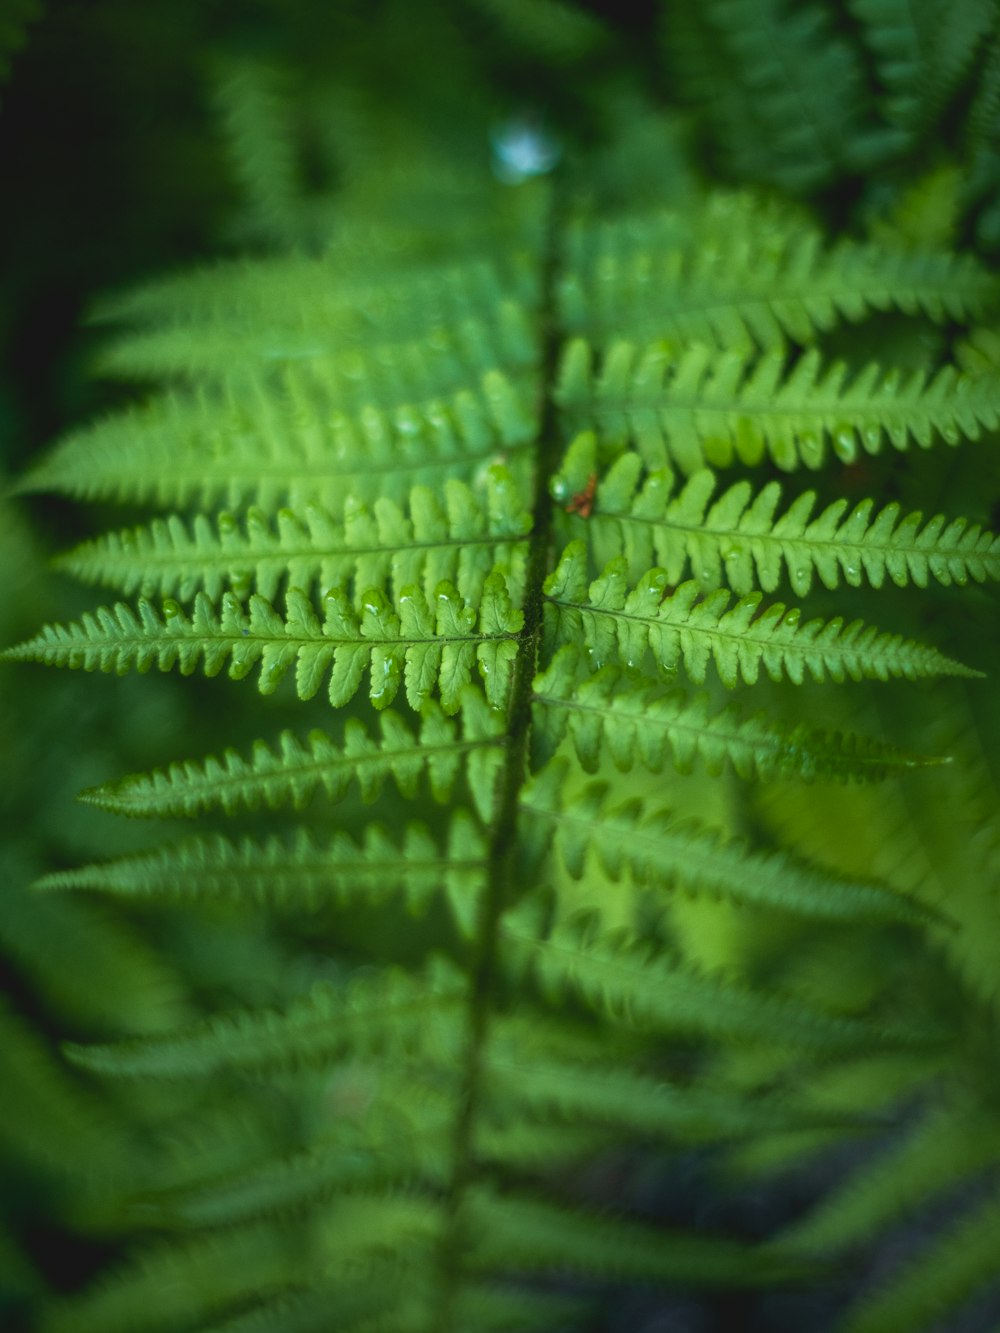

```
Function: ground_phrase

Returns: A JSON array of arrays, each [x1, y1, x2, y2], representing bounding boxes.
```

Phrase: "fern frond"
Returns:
[[36, 812, 488, 930], [322, 132, 552, 259], [201, 1274, 582, 1333], [0, 879, 188, 1035], [38, 1221, 314, 1333], [94, 252, 540, 379], [554, 433, 1000, 596], [561, 191, 808, 279], [23, 360, 538, 510], [81, 689, 505, 823], [144, 1077, 456, 1234], [464, 1186, 799, 1286], [0, 999, 119, 1175], [851, 0, 995, 135], [543, 543, 975, 688], [531, 646, 934, 782], [475, 1119, 610, 1179], [56, 468, 532, 605], [834, 1187, 1000, 1333], [213, 58, 302, 246], [870, 165, 963, 252], [40, 1197, 441, 1333], [967, 21, 1000, 157], [483, 1018, 850, 1144], [558, 220, 995, 349], [555, 340, 1000, 473], [13, 68, 1000, 1333], [500, 904, 917, 1051], [662, 0, 901, 191], [470, 0, 607, 63], [96, 297, 540, 416], [4, 574, 524, 712], [64, 960, 466, 1079], [195, 1279, 405, 1333], [519, 760, 934, 926], [776, 1101, 1000, 1256], [756, 683, 1000, 1009]]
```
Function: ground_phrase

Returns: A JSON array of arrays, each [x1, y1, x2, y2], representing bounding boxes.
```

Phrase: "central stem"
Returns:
[[436, 172, 568, 1329]]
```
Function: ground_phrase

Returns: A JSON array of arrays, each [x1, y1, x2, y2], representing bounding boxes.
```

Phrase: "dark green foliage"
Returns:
[[4, 2, 1000, 1332]]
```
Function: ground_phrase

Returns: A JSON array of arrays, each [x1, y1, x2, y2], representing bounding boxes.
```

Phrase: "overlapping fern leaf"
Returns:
[[8, 53, 1000, 1333]]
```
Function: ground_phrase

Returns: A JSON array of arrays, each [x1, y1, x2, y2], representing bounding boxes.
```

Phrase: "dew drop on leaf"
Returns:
[[833, 429, 857, 462]]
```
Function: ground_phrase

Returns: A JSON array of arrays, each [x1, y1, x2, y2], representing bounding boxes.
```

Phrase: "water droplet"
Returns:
[[395, 409, 420, 437], [370, 658, 396, 700], [833, 429, 856, 462], [489, 115, 561, 183]]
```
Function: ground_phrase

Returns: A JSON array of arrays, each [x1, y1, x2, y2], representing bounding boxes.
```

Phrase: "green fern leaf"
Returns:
[[560, 205, 995, 347], [10, 67, 1000, 1333], [464, 1186, 801, 1286], [36, 812, 488, 929], [65, 960, 467, 1079], [21, 361, 538, 511], [55, 468, 532, 606], [23, 375, 536, 514], [555, 340, 1000, 473], [94, 249, 540, 379], [483, 1021, 849, 1145], [554, 432, 1000, 595], [0, 877, 187, 1036], [470, 0, 607, 63], [851, 0, 995, 135], [202, 1277, 586, 1333], [0, 998, 120, 1175], [775, 1101, 1000, 1256], [834, 1187, 1000, 1333], [531, 645, 935, 781], [662, 0, 904, 190], [38, 1222, 316, 1333], [39, 1194, 445, 1333], [150, 1113, 452, 1232], [543, 542, 976, 687], [81, 689, 505, 822], [562, 191, 808, 281], [500, 903, 919, 1051], [519, 759, 935, 925], [4, 574, 524, 712], [212, 58, 302, 246]]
